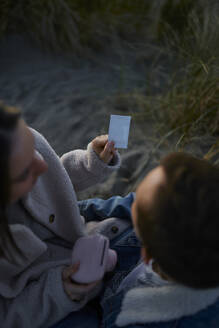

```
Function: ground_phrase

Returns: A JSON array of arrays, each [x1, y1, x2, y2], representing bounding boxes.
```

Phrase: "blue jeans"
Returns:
[[50, 304, 101, 328], [51, 193, 140, 328]]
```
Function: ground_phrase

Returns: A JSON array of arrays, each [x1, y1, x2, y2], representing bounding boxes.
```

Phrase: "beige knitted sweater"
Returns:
[[0, 128, 121, 328]]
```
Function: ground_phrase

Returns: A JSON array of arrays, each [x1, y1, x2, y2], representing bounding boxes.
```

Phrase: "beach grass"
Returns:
[[123, 1, 219, 144], [0, 0, 218, 144], [152, 2, 219, 142], [0, 0, 152, 52], [151, 56, 219, 137]]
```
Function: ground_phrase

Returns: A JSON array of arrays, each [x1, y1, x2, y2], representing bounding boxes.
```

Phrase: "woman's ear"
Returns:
[[141, 247, 152, 264]]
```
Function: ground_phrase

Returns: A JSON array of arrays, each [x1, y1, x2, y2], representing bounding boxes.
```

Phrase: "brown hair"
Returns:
[[137, 152, 219, 288], [0, 101, 22, 259]]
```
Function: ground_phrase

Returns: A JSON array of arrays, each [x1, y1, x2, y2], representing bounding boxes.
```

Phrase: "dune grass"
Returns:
[[153, 60, 219, 136], [0, 0, 152, 52], [120, 1, 219, 146], [1, 0, 81, 52], [157, 0, 196, 41], [0, 0, 12, 38], [0, 0, 218, 147], [153, 2, 219, 142]]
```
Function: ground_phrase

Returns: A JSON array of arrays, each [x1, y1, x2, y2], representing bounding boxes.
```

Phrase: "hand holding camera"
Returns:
[[71, 234, 117, 284]]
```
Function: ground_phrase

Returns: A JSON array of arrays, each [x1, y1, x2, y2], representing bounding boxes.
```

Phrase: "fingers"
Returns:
[[92, 134, 117, 164], [62, 263, 102, 301], [100, 141, 115, 164], [66, 280, 100, 295], [66, 282, 99, 302], [92, 135, 108, 148], [62, 262, 80, 281]]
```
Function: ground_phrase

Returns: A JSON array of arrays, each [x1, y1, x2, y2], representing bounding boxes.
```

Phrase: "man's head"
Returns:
[[132, 152, 219, 288]]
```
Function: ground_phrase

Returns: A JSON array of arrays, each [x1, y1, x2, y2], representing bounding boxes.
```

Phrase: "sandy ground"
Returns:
[[0, 35, 217, 200]]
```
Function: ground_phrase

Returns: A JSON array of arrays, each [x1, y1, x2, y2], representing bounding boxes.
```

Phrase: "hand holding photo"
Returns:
[[108, 115, 131, 149]]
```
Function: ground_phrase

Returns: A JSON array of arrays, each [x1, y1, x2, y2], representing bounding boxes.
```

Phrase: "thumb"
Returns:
[[62, 262, 80, 280]]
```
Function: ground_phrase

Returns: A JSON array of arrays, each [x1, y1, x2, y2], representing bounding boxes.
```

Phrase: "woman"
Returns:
[[0, 102, 123, 327]]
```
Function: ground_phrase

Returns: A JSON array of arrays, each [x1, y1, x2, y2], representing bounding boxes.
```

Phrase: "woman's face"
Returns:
[[9, 119, 48, 203]]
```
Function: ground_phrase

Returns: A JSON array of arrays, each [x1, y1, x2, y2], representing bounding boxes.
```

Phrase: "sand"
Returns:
[[0, 35, 217, 200]]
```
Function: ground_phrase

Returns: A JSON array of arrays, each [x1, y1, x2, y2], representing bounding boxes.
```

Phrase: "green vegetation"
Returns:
[[0, 0, 218, 151], [0, 0, 11, 38], [152, 61, 219, 138], [150, 2, 219, 145], [0, 0, 152, 51], [0, 0, 81, 51]]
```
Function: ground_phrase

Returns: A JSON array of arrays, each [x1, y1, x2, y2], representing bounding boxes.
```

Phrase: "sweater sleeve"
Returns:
[[60, 142, 121, 192], [30, 128, 120, 192], [0, 266, 101, 328]]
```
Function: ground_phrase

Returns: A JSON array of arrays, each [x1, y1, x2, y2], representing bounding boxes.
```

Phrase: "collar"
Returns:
[[116, 280, 219, 326]]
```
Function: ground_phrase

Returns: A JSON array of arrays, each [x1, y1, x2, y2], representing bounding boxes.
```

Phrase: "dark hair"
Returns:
[[0, 101, 22, 259], [137, 152, 219, 289]]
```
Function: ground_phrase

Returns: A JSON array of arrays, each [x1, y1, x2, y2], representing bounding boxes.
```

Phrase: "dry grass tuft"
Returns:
[[139, 1, 219, 142], [157, 63, 219, 137], [0, 0, 152, 52], [0, 0, 218, 144]]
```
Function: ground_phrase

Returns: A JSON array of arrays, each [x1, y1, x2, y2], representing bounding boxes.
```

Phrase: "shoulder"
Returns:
[[130, 296, 219, 328], [178, 296, 219, 328], [28, 127, 58, 161], [29, 127, 50, 149]]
